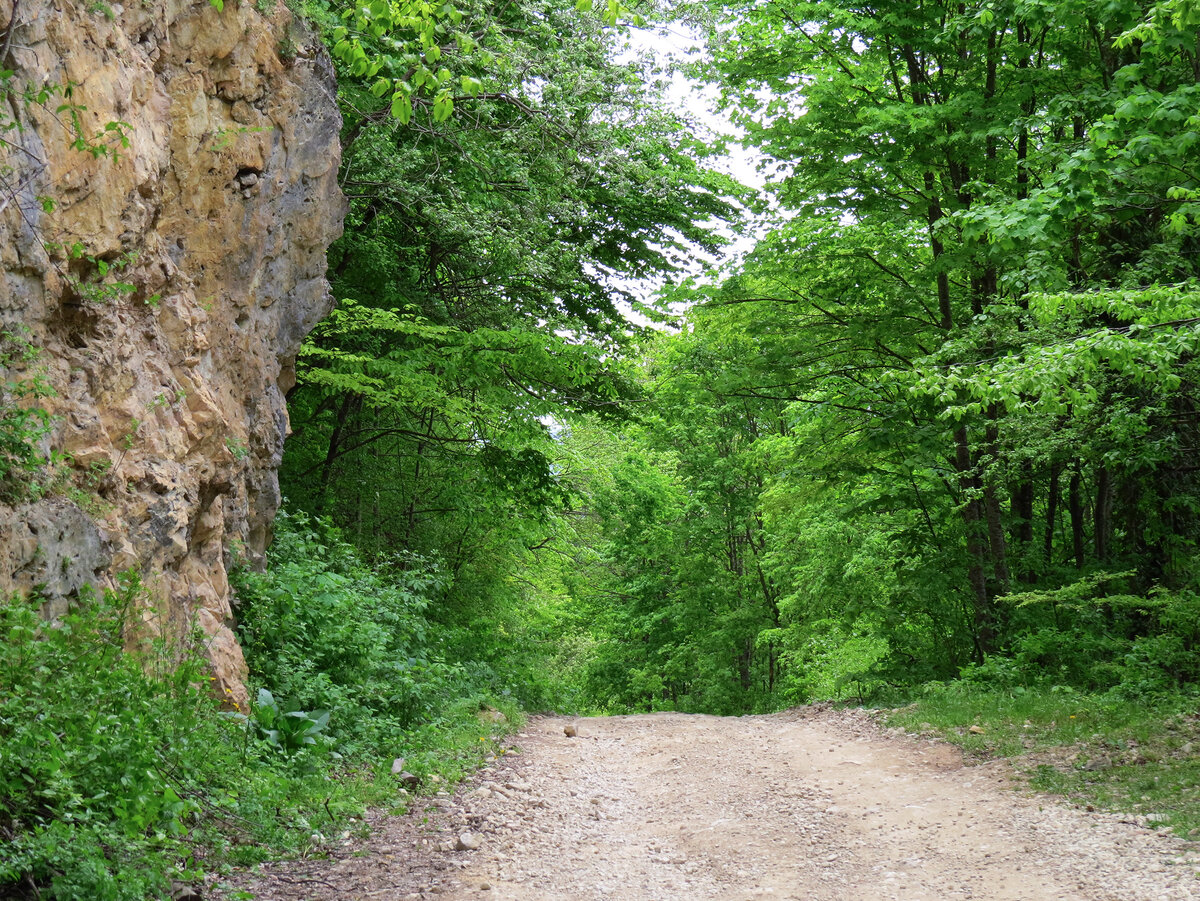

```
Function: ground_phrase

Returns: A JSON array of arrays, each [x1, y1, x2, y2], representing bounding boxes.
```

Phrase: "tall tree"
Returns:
[[697, 0, 1200, 658], [281, 0, 745, 628]]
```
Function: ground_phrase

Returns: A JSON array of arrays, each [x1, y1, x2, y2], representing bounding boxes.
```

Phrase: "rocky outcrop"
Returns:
[[0, 0, 346, 708]]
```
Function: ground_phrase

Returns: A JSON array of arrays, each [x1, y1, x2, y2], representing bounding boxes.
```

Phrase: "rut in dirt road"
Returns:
[[227, 708, 1200, 901]]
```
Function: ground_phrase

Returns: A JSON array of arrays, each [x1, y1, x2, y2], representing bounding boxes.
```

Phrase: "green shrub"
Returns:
[[0, 578, 216, 899], [1010, 627, 1128, 691], [233, 508, 505, 759], [0, 575, 409, 899], [0, 508, 532, 897], [245, 688, 331, 758]]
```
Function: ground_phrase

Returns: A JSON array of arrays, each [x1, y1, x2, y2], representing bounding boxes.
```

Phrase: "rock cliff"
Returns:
[[0, 0, 346, 708]]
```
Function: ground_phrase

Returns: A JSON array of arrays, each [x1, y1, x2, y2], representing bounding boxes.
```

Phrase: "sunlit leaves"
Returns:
[[326, 0, 646, 123], [910, 285, 1200, 419], [667, 0, 1200, 683], [1116, 0, 1200, 48], [328, 0, 471, 114], [390, 89, 413, 122]]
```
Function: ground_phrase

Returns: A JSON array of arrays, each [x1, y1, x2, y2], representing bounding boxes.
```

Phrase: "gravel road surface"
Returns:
[[226, 707, 1200, 900]]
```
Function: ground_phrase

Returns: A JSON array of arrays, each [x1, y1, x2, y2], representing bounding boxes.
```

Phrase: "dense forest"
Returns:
[[274, 0, 1200, 711], [4, 0, 1200, 896]]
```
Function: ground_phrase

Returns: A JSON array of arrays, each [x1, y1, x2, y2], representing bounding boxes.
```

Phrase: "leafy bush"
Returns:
[[0, 578, 219, 899], [233, 508, 505, 759], [951, 575, 1200, 699], [246, 688, 331, 759], [1010, 627, 1128, 691], [0, 574, 424, 900], [0, 509, 534, 898]]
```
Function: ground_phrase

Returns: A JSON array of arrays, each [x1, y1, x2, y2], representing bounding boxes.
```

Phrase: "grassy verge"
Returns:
[[206, 699, 523, 900], [882, 681, 1200, 840]]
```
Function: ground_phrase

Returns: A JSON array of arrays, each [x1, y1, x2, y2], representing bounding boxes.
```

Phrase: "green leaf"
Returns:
[[432, 94, 454, 121], [390, 91, 413, 123]]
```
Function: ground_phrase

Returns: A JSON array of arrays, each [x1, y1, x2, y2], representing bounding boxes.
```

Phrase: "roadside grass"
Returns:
[[882, 682, 1200, 840], [212, 697, 523, 867], [193, 694, 524, 901], [400, 697, 525, 790]]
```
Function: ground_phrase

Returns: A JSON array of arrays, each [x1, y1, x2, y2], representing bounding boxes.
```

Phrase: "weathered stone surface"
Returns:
[[0, 0, 346, 710], [0, 500, 109, 616]]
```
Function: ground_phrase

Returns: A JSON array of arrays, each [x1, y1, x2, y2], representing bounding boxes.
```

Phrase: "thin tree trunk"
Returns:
[[1094, 465, 1112, 560], [1069, 461, 1086, 568], [317, 393, 361, 514], [1016, 21, 1031, 205], [1012, 460, 1035, 581], [738, 639, 752, 691], [1044, 461, 1061, 569], [768, 641, 776, 694], [956, 427, 992, 659], [983, 407, 1011, 596], [984, 482, 1011, 594], [401, 409, 434, 550], [904, 41, 992, 655], [1012, 463, 1035, 542]]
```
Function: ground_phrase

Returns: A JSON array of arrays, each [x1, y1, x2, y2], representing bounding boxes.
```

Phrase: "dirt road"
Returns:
[[230, 708, 1200, 900]]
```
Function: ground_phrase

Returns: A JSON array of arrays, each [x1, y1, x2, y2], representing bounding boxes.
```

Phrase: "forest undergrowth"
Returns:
[[0, 522, 527, 901]]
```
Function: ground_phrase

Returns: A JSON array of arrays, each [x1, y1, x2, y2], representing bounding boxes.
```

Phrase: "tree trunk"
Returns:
[[982, 408, 1011, 596], [767, 640, 776, 694], [984, 481, 1011, 595], [1012, 460, 1035, 581], [317, 393, 361, 514], [1043, 461, 1061, 572], [956, 426, 992, 659], [1069, 461, 1086, 568], [1094, 465, 1112, 561]]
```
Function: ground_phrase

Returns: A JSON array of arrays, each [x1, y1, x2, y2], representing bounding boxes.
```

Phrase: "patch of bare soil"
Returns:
[[221, 707, 1200, 900]]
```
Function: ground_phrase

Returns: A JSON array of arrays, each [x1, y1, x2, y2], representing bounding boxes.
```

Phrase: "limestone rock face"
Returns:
[[0, 0, 346, 709]]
